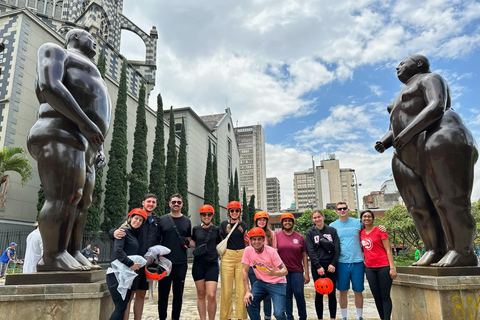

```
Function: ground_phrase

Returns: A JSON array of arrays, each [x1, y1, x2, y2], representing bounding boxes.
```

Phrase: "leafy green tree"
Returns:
[[383, 205, 420, 253], [248, 194, 256, 229], [203, 141, 214, 205], [149, 94, 166, 215], [294, 210, 312, 237], [86, 49, 107, 232], [165, 106, 178, 213], [234, 169, 239, 201], [212, 154, 220, 225], [242, 188, 249, 228], [177, 117, 188, 216], [0, 146, 32, 186], [102, 62, 128, 232], [472, 200, 480, 247], [128, 82, 148, 211]]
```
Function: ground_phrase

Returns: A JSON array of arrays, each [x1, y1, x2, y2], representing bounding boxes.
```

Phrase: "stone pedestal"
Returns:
[[0, 272, 113, 320], [392, 266, 480, 320]]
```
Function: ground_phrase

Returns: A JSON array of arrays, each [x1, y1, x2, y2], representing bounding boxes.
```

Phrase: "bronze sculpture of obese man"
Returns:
[[375, 54, 478, 267], [27, 29, 111, 271]]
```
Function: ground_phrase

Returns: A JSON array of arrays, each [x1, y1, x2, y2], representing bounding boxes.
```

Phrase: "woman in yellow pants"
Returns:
[[219, 201, 249, 320]]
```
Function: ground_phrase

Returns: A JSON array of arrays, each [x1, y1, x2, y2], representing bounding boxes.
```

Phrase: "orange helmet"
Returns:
[[145, 262, 167, 281], [128, 208, 147, 222], [199, 204, 214, 214], [248, 227, 266, 238], [254, 211, 269, 221], [314, 277, 334, 295], [227, 201, 242, 211], [280, 213, 295, 223]]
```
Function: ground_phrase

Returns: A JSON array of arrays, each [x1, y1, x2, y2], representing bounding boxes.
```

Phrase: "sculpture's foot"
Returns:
[[37, 251, 89, 271], [412, 250, 443, 266], [431, 250, 478, 267], [73, 250, 100, 270]]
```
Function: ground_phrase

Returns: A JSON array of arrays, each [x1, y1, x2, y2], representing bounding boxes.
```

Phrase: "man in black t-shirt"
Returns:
[[157, 193, 192, 320]]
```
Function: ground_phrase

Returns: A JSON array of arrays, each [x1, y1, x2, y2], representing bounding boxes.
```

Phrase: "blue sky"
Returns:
[[121, 0, 480, 209]]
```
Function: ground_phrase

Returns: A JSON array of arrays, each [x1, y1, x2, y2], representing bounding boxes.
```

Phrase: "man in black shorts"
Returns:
[[111, 193, 161, 319], [157, 193, 192, 320]]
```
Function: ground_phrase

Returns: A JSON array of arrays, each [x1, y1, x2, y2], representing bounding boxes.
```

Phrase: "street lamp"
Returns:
[[350, 169, 362, 212]]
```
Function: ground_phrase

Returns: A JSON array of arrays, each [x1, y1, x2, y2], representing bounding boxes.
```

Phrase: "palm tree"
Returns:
[[0, 146, 32, 206]]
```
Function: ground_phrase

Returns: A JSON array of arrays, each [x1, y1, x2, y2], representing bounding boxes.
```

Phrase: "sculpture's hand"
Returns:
[[375, 141, 386, 153], [95, 150, 106, 170], [393, 133, 408, 151], [80, 121, 104, 147]]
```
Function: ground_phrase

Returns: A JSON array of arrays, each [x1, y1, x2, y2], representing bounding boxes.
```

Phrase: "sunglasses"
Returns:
[[171, 200, 182, 205], [229, 209, 241, 213], [336, 207, 348, 211], [200, 213, 213, 217]]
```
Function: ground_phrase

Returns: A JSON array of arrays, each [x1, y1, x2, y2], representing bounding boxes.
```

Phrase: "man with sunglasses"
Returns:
[[157, 193, 192, 320], [329, 202, 365, 320], [110, 193, 162, 320]]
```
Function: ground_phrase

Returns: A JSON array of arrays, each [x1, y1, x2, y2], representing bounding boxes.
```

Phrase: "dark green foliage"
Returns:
[[177, 117, 188, 217], [383, 205, 420, 252], [128, 83, 149, 211], [149, 94, 166, 215], [36, 184, 45, 219], [228, 173, 234, 202], [165, 107, 178, 213], [294, 209, 338, 237], [248, 194, 256, 229], [203, 141, 214, 205], [102, 62, 128, 232], [234, 169, 239, 201], [212, 154, 220, 225], [242, 188, 249, 228], [97, 49, 106, 78]]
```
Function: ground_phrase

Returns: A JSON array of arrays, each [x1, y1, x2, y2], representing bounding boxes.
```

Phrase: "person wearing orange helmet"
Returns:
[[248, 211, 277, 320], [242, 227, 288, 320], [191, 205, 222, 320], [219, 201, 248, 320], [107, 208, 147, 320], [306, 210, 340, 320], [276, 213, 310, 320]]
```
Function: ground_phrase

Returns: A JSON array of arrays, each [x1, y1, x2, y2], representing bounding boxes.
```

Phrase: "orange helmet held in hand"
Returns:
[[314, 277, 334, 295], [145, 262, 167, 281]]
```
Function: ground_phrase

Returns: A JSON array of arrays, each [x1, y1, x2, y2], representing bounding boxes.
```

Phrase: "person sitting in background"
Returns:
[[81, 244, 94, 262], [92, 245, 100, 265]]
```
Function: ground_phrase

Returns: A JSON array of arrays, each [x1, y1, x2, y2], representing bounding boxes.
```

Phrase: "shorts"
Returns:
[[192, 261, 219, 282], [336, 262, 365, 292], [131, 266, 148, 291]]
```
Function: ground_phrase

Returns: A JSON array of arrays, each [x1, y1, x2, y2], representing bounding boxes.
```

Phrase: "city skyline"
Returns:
[[121, 0, 480, 208]]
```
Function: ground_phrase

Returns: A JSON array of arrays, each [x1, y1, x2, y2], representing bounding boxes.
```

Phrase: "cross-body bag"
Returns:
[[168, 215, 189, 252], [193, 226, 213, 257], [315, 227, 335, 254], [216, 221, 238, 255]]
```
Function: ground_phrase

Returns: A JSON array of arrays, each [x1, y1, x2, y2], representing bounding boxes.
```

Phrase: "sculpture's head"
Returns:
[[396, 54, 430, 83], [65, 28, 96, 59]]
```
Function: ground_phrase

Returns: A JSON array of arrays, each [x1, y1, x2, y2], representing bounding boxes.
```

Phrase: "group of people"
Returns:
[[107, 193, 397, 320]]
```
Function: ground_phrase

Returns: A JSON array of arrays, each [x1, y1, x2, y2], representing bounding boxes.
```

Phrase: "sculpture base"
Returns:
[[392, 266, 480, 320], [5, 269, 106, 285], [0, 277, 113, 320]]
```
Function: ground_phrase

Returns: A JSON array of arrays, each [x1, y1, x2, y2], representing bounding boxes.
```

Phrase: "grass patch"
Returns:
[[394, 253, 416, 266]]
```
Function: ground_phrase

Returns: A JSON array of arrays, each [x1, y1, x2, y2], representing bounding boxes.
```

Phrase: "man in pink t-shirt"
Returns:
[[242, 227, 288, 320]]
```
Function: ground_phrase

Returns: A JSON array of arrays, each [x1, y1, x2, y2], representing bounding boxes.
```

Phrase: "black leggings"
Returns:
[[365, 266, 393, 320], [158, 263, 188, 320], [107, 273, 132, 320], [311, 263, 337, 319]]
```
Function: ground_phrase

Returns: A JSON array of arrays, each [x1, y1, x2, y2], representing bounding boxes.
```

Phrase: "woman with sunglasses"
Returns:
[[191, 205, 222, 320], [219, 201, 248, 320], [360, 210, 397, 320], [247, 211, 277, 320]]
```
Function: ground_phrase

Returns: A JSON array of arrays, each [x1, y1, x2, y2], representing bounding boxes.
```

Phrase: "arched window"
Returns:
[[99, 12, 109, 40], [54, 1, 63, 19]]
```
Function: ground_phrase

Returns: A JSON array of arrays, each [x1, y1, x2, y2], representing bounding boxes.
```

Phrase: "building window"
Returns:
[[227, 138, 232, 154], [99, 11, 110, 40], [228, 157, 232, 179], [175, 123, 182, 132], [0, 43, 4, 76]]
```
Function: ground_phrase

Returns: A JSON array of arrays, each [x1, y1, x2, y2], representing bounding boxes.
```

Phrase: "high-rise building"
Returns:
[[235, 125, 267, 210], [294, 155, 357, 211], [266, 177, 281, 212]]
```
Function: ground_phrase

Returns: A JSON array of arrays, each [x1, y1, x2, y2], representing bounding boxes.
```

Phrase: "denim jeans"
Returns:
[[285, 272, 307, 320], [246, 280, 286, 320], [248, 267, 272, 318]]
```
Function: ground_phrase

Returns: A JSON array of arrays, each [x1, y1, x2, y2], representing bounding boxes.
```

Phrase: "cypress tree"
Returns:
[[149, 94, 166, 215], [165, 106, 178, 213], [228, 173, 234, 201], [234, 169, 240, 201], [248, 194, 256, 229], [177, 117, 188, 217], [212, 154, 220, 225], [86, 49, 107, 232], [102, 61, 128, 232], [128, 82, 148, 211], [242, 188, 249, 228], [36, 184, 45, 219], [203, 141, 214, 206]]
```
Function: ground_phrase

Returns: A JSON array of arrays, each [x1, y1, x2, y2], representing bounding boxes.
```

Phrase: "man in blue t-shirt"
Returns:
[[330, 202, 364, 320], [0, 242, 17, 278]]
